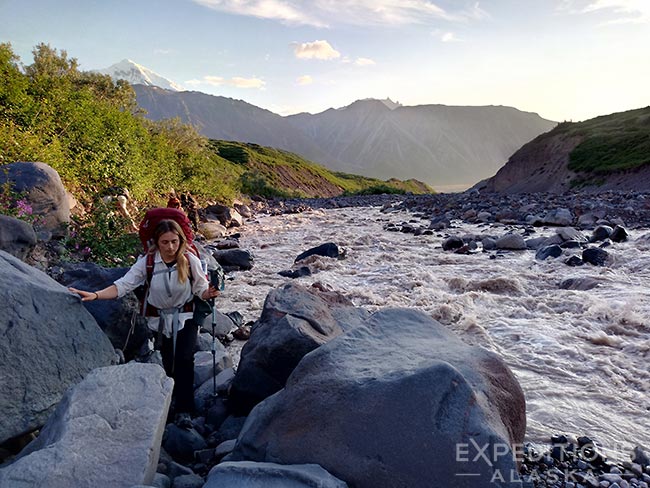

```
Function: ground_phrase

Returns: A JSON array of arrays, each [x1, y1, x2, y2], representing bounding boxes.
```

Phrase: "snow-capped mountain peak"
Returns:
[[96, 59, 182, 91]]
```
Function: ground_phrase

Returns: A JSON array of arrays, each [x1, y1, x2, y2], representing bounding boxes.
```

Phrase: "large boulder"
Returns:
[[230, 308, 526, 488], [0, 250, 116, 444], [205, 204, 244, 228], [539, 208, 573, 226], [229, 283, 354, 415], [205, 461, 348, 488], [0, 363, 173, 488], [213, 248, 254, 272], [56, 262, 150, 360], [295, 242, 341, 263], [0, 162, 70, 236], [495, 233, 527, 250], [0, 214, 37, 260]]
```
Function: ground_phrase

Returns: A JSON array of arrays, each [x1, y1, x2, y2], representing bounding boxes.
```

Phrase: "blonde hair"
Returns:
[[152, 219, 190, 283]]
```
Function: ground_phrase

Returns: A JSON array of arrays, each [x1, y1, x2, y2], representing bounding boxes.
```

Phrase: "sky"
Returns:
[[1, 0, 649, 122]]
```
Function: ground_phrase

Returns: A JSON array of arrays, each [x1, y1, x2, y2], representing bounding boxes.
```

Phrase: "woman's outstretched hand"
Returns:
[[68, 287, 98, 302]]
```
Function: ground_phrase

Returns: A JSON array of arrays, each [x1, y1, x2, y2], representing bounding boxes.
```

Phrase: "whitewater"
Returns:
[[216, 204, 650, 460]]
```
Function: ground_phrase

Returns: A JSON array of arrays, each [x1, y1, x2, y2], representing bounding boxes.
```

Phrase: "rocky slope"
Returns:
[[479, 106, 650, 193]]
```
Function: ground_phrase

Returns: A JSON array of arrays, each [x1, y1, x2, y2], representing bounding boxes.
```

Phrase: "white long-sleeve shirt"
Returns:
[[114, 251, 209, 336]]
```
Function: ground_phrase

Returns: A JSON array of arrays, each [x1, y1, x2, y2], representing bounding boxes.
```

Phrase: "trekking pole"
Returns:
[[210, 297, 218, 398]]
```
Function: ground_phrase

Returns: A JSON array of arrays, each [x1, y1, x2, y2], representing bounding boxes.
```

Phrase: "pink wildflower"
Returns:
[[16, 199, 33, 217]]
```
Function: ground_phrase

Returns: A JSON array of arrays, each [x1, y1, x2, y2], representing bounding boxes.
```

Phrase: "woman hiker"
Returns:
[[69, 219, 220, 424]]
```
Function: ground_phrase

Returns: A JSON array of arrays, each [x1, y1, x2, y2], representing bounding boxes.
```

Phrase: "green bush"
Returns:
[[66, 199, 141, 266]]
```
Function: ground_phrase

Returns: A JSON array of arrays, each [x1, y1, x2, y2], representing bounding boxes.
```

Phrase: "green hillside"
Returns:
[[212, 140, 432, 198], [0, 43, 432, 208], [562, 107, 650, 174]]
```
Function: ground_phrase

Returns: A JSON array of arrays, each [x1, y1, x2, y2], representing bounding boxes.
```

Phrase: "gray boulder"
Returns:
[[541, 208, 573, 226], [230, 308, 525, 488], [535, 245, 563, 261], [556, 227, 585, 242], [199, 221, 227, 240], [495, 233, 527, 250], [0, 363, 173, 488], [591, 225, 614, 242], [199, 309, 237, 337], [610, 225, 629, 243], [0, 250, 116, 444], [171, 474, 204, 488], [162, 424, 207, 464], [0, 162, 70, 236], [559, 277, 602, 291], [205, 204, 244, 228], [442, 236, 464, 251], [582, 247, 609, 266], [213, 248, 253, 271], [482, 237, 497, 250], [295, 242, 341, 262], [233, 203, 253, 219], [56, 261, 150, 360], [0, 214, 37, 260], [195, 368, 236, 412], [194, 349, 232, 388], [205, 461, 348, 488], [229, 283, 347, 415]]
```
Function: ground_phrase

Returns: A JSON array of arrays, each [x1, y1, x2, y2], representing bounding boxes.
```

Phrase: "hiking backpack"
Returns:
[[138, 207, 198, 256]]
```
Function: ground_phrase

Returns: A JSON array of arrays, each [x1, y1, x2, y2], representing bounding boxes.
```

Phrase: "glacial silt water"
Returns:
[[216, 205, 650, 459]]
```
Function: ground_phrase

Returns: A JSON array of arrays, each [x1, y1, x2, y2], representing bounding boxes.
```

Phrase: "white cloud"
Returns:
[[296, 75, 314, 85], [441, 32, 461, 42], [191, 0, 490, 27], [557, 0, 650, 23], [355, 57, 376, 66], [231, 77, 266, 88], [191, 0, 325, 26], [293, 40, 341, 60], [184, 75, 265, 89], [463, 1, 490, 20]]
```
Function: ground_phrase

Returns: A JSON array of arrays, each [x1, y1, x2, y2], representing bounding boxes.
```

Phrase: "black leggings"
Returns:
[[161, 320, 198, 414]]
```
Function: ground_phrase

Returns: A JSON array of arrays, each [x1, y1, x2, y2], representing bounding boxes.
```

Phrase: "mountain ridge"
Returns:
[[101, 58, 555, 189], [134, 85, 556, 188], [98, 59, 556, 189]]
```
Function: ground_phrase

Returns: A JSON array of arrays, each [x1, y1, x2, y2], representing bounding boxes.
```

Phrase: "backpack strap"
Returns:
[[140, 251, 156, 316]]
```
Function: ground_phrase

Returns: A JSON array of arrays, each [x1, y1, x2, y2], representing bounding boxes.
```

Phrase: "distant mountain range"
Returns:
[[100, 60, 556, 189]]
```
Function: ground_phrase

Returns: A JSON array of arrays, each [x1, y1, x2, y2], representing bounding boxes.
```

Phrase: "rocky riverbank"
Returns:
[[257, 190, 650, 229], [3, 167, 650, 487]]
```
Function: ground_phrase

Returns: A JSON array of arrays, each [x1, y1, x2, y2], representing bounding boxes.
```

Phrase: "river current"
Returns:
[[215, 205, 650, 460]]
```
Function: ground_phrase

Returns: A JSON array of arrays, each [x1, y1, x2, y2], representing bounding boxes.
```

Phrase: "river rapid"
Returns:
[[215, 204, 650, 460]]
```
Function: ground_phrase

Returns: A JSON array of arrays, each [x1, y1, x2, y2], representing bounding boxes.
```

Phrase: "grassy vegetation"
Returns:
[[0, 43, 432, 265], [1, 43, 432, 206], [565, 107, 650, 174], [209, 141, 434, 198]]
